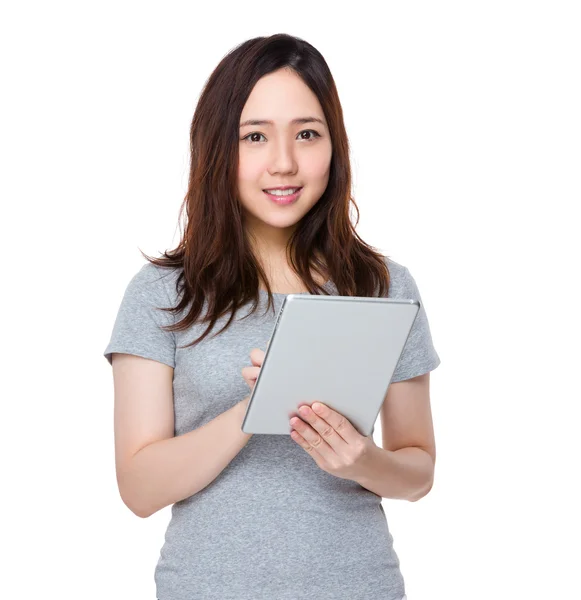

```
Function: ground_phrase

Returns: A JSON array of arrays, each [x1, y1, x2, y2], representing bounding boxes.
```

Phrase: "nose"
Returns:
[[268, 138, 298, 174]]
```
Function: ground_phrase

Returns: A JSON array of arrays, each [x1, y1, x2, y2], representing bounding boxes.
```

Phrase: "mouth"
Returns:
[[263, 187, 303, 205]]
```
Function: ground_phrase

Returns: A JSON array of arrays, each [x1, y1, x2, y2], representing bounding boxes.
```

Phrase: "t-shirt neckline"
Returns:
[[258, 278, 332, 296]]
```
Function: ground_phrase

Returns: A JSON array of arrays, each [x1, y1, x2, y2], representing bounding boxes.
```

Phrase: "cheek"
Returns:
[[300, 148, 332, 185], [237, 161, 264, 204], [303, 166, 331, 199], [238, 153, 267, 183]]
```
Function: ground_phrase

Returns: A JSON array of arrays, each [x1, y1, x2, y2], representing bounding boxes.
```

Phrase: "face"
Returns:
[[237, 68, 333, 253]]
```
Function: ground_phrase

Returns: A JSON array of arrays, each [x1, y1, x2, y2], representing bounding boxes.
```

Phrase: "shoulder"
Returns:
[[127, 262, 180, 303], [382, 256, 407, 278], [380, 256, 412, 298]]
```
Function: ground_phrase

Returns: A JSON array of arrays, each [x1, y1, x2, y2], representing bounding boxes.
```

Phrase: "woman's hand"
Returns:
[[289, 401, 376, 481], [241, 346, 266, 391], [241, 346, 376, 481]]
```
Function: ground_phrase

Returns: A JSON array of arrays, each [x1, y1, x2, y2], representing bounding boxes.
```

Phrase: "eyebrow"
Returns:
[[239, 116, 326, 128]]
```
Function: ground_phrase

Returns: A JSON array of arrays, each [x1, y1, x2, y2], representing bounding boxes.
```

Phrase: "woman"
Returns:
[[104, 33, 440, 600]]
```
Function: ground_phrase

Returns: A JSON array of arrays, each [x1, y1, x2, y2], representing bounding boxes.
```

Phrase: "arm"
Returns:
[[351, 444, 434, 501], [113, 353, 251, 519], [353, 372, 436, 501], [123, 400, 250, 518]]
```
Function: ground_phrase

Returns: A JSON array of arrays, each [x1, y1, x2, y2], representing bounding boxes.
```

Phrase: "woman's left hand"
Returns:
[[289, 401, 376, 480]]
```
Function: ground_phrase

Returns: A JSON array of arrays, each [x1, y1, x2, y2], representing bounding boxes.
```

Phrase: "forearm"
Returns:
[[352, 444, 434, 501], [120, 399, 252, 518]]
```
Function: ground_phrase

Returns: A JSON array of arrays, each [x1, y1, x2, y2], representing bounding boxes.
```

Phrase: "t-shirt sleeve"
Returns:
[[103, 264, 176, 368], [390, 266, 441, 383]]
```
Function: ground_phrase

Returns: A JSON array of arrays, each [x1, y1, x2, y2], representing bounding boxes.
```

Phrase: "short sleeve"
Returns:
[[103, 263, 176, 368], [389, 265, 441, 383]]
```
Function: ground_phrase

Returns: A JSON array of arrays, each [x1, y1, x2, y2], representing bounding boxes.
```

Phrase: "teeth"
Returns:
[[265, 188, 300, 196]]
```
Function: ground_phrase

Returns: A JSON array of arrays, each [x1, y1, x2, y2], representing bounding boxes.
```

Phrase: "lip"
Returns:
[[263, 185, 301, 191], [263, 187, 303, 205]]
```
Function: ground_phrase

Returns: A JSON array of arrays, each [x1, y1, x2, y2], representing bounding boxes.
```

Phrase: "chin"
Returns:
[[261, 214, 303, 228]]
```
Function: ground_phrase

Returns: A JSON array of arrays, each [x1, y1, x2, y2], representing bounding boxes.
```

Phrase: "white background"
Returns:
[[1, 1, 579, 599]]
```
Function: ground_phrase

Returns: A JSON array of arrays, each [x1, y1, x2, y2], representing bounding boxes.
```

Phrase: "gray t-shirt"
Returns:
[[103, 256, 440, 600]]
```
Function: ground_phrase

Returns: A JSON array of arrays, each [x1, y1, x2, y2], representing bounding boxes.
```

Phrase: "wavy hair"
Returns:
[[141, 33, 391, 349]]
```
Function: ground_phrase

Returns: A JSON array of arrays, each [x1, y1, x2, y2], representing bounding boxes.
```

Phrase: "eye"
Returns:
[[241, 129, 322, 144]]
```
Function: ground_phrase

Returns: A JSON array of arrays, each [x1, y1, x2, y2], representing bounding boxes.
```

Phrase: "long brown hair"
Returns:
[[141, 33, 391, 350]]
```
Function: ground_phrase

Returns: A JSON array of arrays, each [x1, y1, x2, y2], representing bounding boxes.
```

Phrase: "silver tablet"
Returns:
[[241, 294, 420, 437]]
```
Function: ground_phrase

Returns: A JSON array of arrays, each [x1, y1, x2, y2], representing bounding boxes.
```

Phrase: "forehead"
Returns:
[[240, 71, 326, 128]]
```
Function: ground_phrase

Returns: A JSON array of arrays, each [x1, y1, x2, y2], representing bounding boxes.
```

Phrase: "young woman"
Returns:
[[104, 33, 440, 600]]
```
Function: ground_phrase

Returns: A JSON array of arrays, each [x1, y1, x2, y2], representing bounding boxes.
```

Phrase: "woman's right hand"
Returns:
[[238, 347, 266, 414], [241, 347, 266, 392]]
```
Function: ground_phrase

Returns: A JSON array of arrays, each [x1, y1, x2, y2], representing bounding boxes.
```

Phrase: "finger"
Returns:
[[289, 427, 324, 459], [241, 365, 260, 377], [241, 365, 260, 389], [250, 348, 265, 367], [289, 417, 328, 461], [290, 406, 347, 461], [299, 403, 359, 447]]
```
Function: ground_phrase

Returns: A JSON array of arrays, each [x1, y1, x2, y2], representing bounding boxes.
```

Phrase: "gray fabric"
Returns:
[[104, 256, 440, 600]]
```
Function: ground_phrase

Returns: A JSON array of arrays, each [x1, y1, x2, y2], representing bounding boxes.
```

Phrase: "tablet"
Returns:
[[241, 294, 420, 437]]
